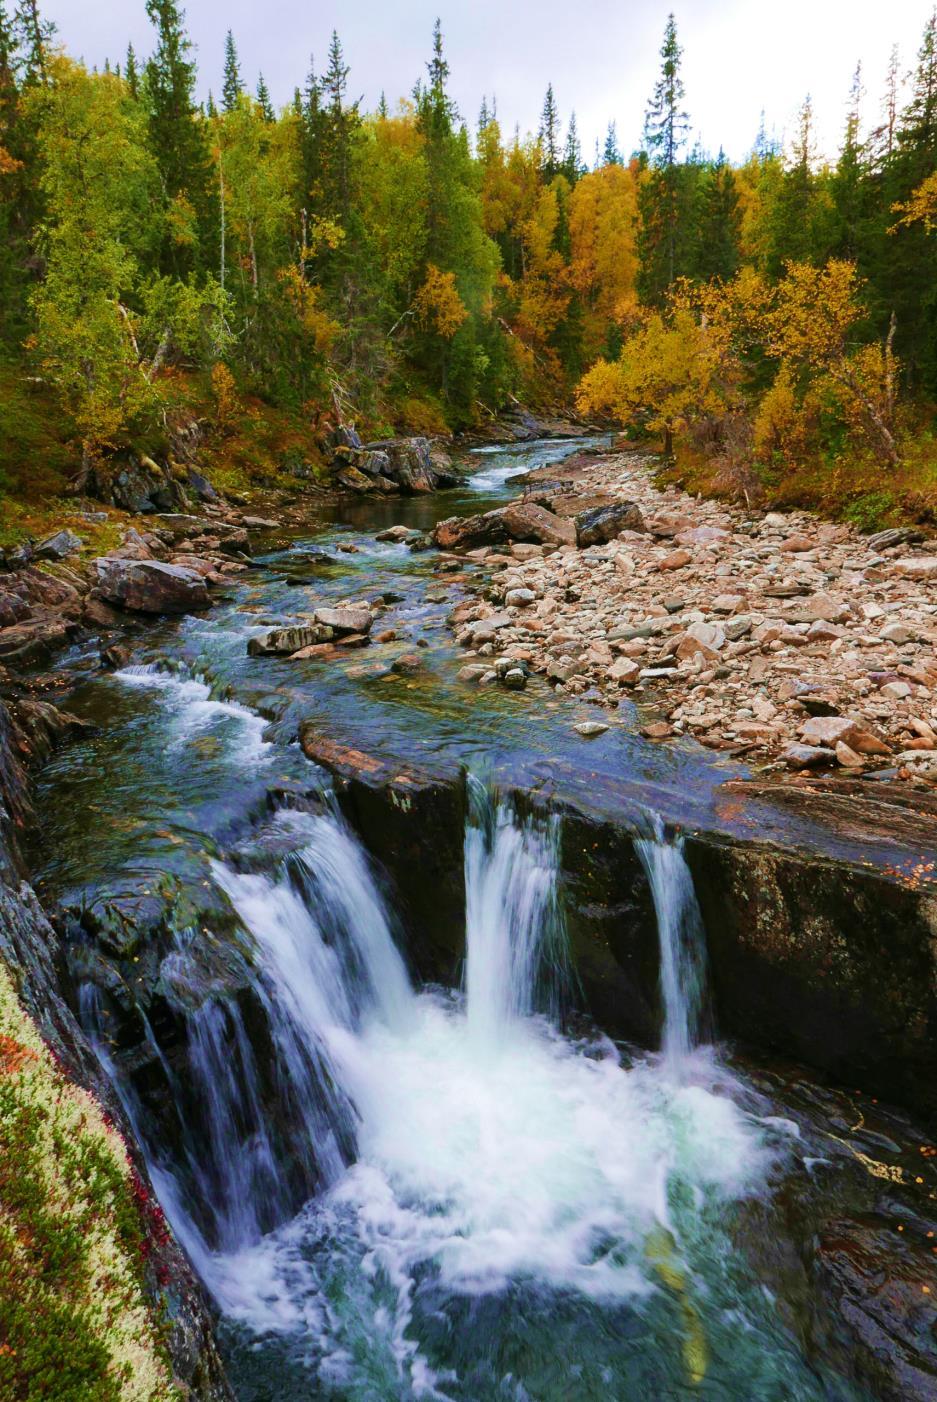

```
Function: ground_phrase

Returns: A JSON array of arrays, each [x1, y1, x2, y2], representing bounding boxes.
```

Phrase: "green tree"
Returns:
[[638, 12, 691, 299], [144, 0, 214, 275], [539, 82, 560, 180], [563, 111, 582, 183], [693, 150, 740, 281], [256, 72, 273, 122], [221, 29, 242, 113]]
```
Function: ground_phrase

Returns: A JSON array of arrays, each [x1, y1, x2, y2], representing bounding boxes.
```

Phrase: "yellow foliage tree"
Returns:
[[568, 162, 640, 355], [414, 264, 468, 338]]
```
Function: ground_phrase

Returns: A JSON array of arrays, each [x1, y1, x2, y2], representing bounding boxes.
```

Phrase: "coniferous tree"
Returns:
[[125, 42, 139, 99], [144, 0, 214, 273], [256, 72, 273, 122], [563, 111, 581, 183], [885, 11, 937, 389], [222, 29, 242, 112], [693, 149, 740, 280], [637, 12, 691, 301], [830, 64, 867, 260], [13, 0, 53, 84], [539, 82, 560, 180], [602, 120, 622, 166]]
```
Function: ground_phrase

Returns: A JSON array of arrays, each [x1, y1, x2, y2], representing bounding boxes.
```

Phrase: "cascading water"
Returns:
[[77, 768, 847, 1399], [635, 814, 711, 1067], [463, 775, 566, 1047]]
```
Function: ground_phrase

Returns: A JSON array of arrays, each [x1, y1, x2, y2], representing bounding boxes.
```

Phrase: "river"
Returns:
[[30, 437, 927, 1399]]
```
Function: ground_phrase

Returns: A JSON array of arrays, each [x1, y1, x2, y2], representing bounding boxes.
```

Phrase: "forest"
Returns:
[[3, 2, 937, 531]]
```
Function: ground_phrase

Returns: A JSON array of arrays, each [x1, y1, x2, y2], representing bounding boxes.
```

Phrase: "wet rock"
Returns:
[[247, 625, 331, 656], [391, 652, 424, 674], [376, 525, 418, 543], [575, 501, 645, 546], [313, 606, 372, 635], [93, 558, 211, 615], [503, 667, 527, 690], [574, 720, 610, 737], [242, 515, 280, 529]]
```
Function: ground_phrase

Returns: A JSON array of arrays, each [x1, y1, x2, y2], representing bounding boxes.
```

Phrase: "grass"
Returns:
[[0, 961, 178, 1400]]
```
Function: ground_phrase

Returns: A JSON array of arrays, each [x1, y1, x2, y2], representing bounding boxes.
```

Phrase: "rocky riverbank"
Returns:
[[436, 446, 937, 780]]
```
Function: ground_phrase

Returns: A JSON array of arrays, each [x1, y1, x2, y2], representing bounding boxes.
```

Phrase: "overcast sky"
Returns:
[[42, 1, 935, 164]]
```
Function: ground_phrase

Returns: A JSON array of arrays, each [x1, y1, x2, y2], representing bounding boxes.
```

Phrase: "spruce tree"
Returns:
[[222, 29, 242, 112], [13, 0, 53, 83], [693, 150, 740, 281], [144, 0, 213, 273], [637, 12, 693, 301], [125, 42, 139, 99], [539, 83, 560, 180], [603, 121, 622, 166], [563, 111, 581, 182], [256, 72, 273, 122]]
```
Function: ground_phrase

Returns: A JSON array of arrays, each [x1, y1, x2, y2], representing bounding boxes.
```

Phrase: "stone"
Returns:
[[674, 525, 730, 547], [242, 516, 280, 529], [574, 720, 609, 737], [880, 622, 912, 645], [505, 588, 536, 607], [783, 743, 836, 769], [779, 534, 815, 553], [335, 466, 376, 493], [881, 680, 913, 700], [660, 548, 692, 570], [92, 558, 210, 615], [723, 615, 752, 641], [376, 525, 417, 543], [835, 741, 864, 767], [607, 656, 640, 686], [34, 529, 81, 561], [641, 721, 673, 739], [547, 657, 582, 683], [503, 667, 527, 690], [247, 625, 330, 656], [314, 606, 372, 635], [799, 716, 868, 748], [893, 556, 937, 580], [391, 652, 423, 673], [457, 664, 489, 683], [500, 501, 578, 547], [575, 501, 645, 547]]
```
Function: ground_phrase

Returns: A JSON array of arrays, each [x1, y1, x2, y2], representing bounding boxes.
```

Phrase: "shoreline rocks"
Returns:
[[441, 449, 937, 780]]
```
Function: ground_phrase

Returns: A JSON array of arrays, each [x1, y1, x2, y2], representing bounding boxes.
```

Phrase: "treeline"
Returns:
[[2, 2, 937, 501]]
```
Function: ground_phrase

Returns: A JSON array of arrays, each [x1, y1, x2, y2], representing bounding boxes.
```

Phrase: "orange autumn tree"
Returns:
[[568, 161, 641, 358]]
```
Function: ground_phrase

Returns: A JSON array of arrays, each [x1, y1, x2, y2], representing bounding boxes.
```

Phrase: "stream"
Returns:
[[30, 438, 930, 1399]]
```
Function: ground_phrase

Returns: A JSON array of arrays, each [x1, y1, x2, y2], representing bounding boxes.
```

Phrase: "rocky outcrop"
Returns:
[[93, 558, 212, 615], [330, 435, 462, 495], [0, 700, 231, 1398], [86, 452, 189, 515]]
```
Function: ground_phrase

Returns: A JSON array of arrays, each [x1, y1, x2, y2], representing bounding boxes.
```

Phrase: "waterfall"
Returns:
[[463, 776, 566, 1046], [78, 805, 414, 1258], [634, 815, 710, 1066]]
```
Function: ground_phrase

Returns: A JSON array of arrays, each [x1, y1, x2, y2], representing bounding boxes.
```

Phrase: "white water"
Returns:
[[172, 789, 770, 1398], [115, 661, 272, 764], [635, 815, 710, 1067]]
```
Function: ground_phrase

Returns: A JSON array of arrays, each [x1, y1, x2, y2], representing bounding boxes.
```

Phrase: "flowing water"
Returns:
[[29, 437, 886, 1399]]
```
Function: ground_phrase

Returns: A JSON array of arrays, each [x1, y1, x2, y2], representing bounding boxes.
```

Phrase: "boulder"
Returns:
[[34, 529, 82, 562], [575, 501, 645, 547], [313, 606, 372, 635], [499, 502, 577, 547], [92, 558, 210, 615], [247, 625, 331, 656], [335, 466, 376, 493], [433, 511, 509, 550], [893, 557, 937, 580]]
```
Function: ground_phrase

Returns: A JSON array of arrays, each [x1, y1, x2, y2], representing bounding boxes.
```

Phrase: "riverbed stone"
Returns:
[[92, 558, 210, 615]]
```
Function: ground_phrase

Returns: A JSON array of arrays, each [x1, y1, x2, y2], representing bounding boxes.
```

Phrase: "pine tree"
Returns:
[[222, 29, 242, 112], [378, 90, 388, 119], [13, 0, 54, 83], [693, 150, 740, 280], [603, 121, 622, 166], [638, 12, 691, 300], [144, 0, 214, 273], [256, 72, 273, 122], [125, 42, 139, 99], [885, 12, 937, 390], [539, 82, 560, 180], [563, 111, 581, 182], [831, 64, 867, 260]]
